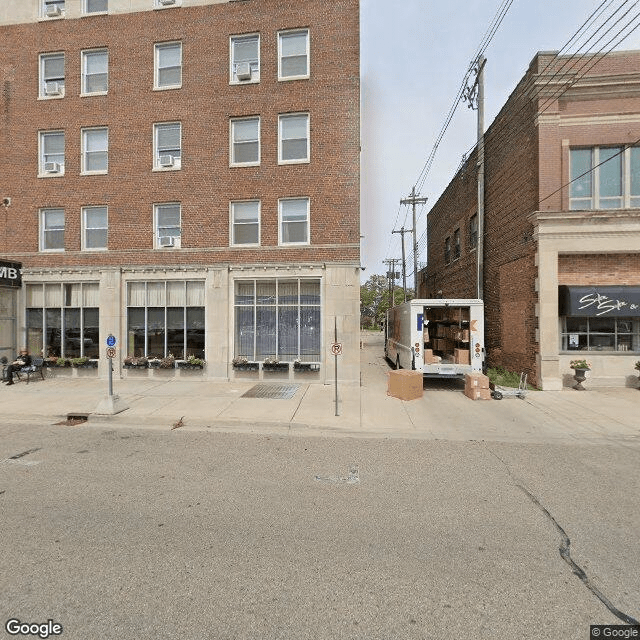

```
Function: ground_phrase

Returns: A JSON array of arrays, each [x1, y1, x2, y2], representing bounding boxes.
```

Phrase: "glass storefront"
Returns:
[[0, 288, 17, 363], [26, 282, 99, 358], [126, 280, 205, 359], [234, 278, 321, 362]]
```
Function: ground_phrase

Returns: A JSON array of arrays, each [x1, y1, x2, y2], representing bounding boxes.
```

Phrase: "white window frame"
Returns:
[[230, 34, 260, 84], [153, 122, 182, 170], [81, 127, 109, 175], [278, 113, 310, 164], [82, 206, 108, 251], [569, 146, 640, 210], [278, 29, 310, 81], [39, 52, 65, 99], [83, 0, 108, 14], [42, 0, 65, 19], [154, 42, 182, 90], [81, 49, 108, 96], [154, 203, 182, 249], [39, 130, 65, 176], [230, 200, 261, 247], [230, 117, 260, 167], [278, 197, 310, 246], [40, 208, 65, 252]]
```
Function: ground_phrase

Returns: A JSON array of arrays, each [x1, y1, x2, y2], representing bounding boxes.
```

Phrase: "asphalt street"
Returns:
[[1, 422, 638, 640]]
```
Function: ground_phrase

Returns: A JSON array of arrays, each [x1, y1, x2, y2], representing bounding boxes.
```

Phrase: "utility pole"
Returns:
[[400, 186, 428, 296], [383, 258, 399, 307], [464, 55, 486, 300], [392, 227, 410, 301]]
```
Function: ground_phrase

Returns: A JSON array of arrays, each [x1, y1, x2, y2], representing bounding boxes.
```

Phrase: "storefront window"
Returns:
[[234, 278, 321, 361], [561, 317, 639, 352], [126, 280, 205, 359], [26, 282, 99, 358]]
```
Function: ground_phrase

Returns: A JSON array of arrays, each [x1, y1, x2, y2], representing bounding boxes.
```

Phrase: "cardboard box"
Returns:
[[454, 349, 470, 365], [464, 372, 490, 389], [387, 369, 423, 401], [423, 350, 441, 364], [464, 387, 492, 400]]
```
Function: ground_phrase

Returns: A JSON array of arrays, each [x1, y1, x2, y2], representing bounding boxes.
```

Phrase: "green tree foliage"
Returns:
[[360, 274, 413, 329]]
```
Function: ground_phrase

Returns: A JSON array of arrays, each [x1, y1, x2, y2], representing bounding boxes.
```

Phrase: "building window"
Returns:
[[39, 131, 65, 175], [234, 279, 321, 362], [82, 206, 108, 250], [279, 198, 310, 245], [155, 42, 182, 89], [26, 282, 99, 359], [154, 122, 181, 170], [561, 317, 640, 352], [126, 280, 204, 359], [570, 146, 640, 210], [42, 0, 65, 18], [278, 29, 309, 80], [230, 34, 260, 83], [154, 203, 181, 248], [82, 128, 108, 174], [231, 201, 260, 246], [230, 117, 260, 166], [84, 0, 107, 13], [469, 213, 478, 249], [40, 208, 65, 251], [39, 53, 65, 98], [81, 49, 108, 95], [444, 237, 451, 264], [453, 228, 461, 260], [278, 113, 309, 164]]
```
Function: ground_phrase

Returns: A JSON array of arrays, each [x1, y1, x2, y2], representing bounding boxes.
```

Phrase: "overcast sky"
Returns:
[[359, 0, 640, 282]]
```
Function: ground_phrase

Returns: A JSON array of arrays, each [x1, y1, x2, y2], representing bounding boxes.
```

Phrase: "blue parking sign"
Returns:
[[106, 334, 117, 347]]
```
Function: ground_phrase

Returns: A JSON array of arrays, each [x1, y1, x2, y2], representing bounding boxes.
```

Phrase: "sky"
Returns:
[[359, 0, 640, 283]]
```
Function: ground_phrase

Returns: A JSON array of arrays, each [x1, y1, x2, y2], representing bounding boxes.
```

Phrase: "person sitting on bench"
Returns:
[[4, 348, 31, 386]]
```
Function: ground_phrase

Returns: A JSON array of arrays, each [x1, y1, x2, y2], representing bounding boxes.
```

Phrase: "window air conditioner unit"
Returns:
[[44, 81, 62, 96], [158, 0, 176, 5], [235, 62, 252, 81], [159, 155, 175, 168], [159, 236, 176, 247], [45, 5, 62, 17], [44, 162, 61, 173]]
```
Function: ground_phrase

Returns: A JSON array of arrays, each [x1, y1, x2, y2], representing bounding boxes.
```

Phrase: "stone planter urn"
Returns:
[[569, 359, 591, 390]]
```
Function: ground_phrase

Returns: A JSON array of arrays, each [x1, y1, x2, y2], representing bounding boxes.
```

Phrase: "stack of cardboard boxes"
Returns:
[[464, 372, 491, 400]]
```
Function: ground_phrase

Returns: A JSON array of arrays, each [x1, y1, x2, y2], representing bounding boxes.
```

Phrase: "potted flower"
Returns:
[[148, 356, 162, 369], [159, 353, 175, 369], [569, 358, 591, 391], [178, 355, 205, 370], [293, 359, 318, 372], [56, 357, 71, 367], [71, 356, 89, 368], [262, 356, 288, 372], [232, 356, 258, 371]]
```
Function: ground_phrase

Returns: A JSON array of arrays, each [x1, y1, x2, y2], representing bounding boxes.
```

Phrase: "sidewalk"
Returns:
[[1, 332, 639, 444]]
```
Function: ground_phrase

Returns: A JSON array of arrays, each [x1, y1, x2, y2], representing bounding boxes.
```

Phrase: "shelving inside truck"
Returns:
[[422, 306, 471, 365]]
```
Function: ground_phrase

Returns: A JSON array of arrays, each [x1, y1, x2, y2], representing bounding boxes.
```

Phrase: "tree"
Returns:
[[360, 274, 414, 329]]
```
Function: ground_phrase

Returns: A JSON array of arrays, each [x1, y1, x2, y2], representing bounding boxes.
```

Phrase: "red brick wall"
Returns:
[[559, 254, 640, 285], [0, 0, 360, 269]]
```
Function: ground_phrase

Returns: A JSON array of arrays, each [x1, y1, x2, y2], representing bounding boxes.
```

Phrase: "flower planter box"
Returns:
[[124, 362, 148, 369], [293, 363, 320, 372], [177, 362, 204, 370], [233, 363, 259, 372], [263, 363, 289, 372]]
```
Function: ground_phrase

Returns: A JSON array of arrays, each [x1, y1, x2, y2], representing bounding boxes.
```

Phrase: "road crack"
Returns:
[[484, 444, 639, 625]]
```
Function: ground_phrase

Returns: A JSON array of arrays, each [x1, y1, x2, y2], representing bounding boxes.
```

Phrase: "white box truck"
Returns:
[[385, 299, 485, 377]]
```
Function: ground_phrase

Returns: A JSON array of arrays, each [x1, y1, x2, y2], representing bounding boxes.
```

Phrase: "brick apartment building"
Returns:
[[420, 51, 640, 389], [0, 0, 360, 382]]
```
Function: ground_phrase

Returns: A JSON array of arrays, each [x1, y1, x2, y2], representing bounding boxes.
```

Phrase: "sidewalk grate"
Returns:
[[242, 384, 300, 399]]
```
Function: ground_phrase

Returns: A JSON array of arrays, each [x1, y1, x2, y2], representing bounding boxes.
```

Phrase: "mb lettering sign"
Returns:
[[0, 261, 22, 288], [559, 285, 640, 318]]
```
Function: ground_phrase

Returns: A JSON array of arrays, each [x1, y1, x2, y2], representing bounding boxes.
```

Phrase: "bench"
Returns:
[[15, 357, 46, 384]]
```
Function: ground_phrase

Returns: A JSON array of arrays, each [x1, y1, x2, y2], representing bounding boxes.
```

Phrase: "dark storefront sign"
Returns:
[[559, 285, 640, 317], [0, 260, 22, 288]]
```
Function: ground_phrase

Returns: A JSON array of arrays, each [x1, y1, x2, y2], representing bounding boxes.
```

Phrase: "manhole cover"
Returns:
[[242, 384, 300, 399]]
